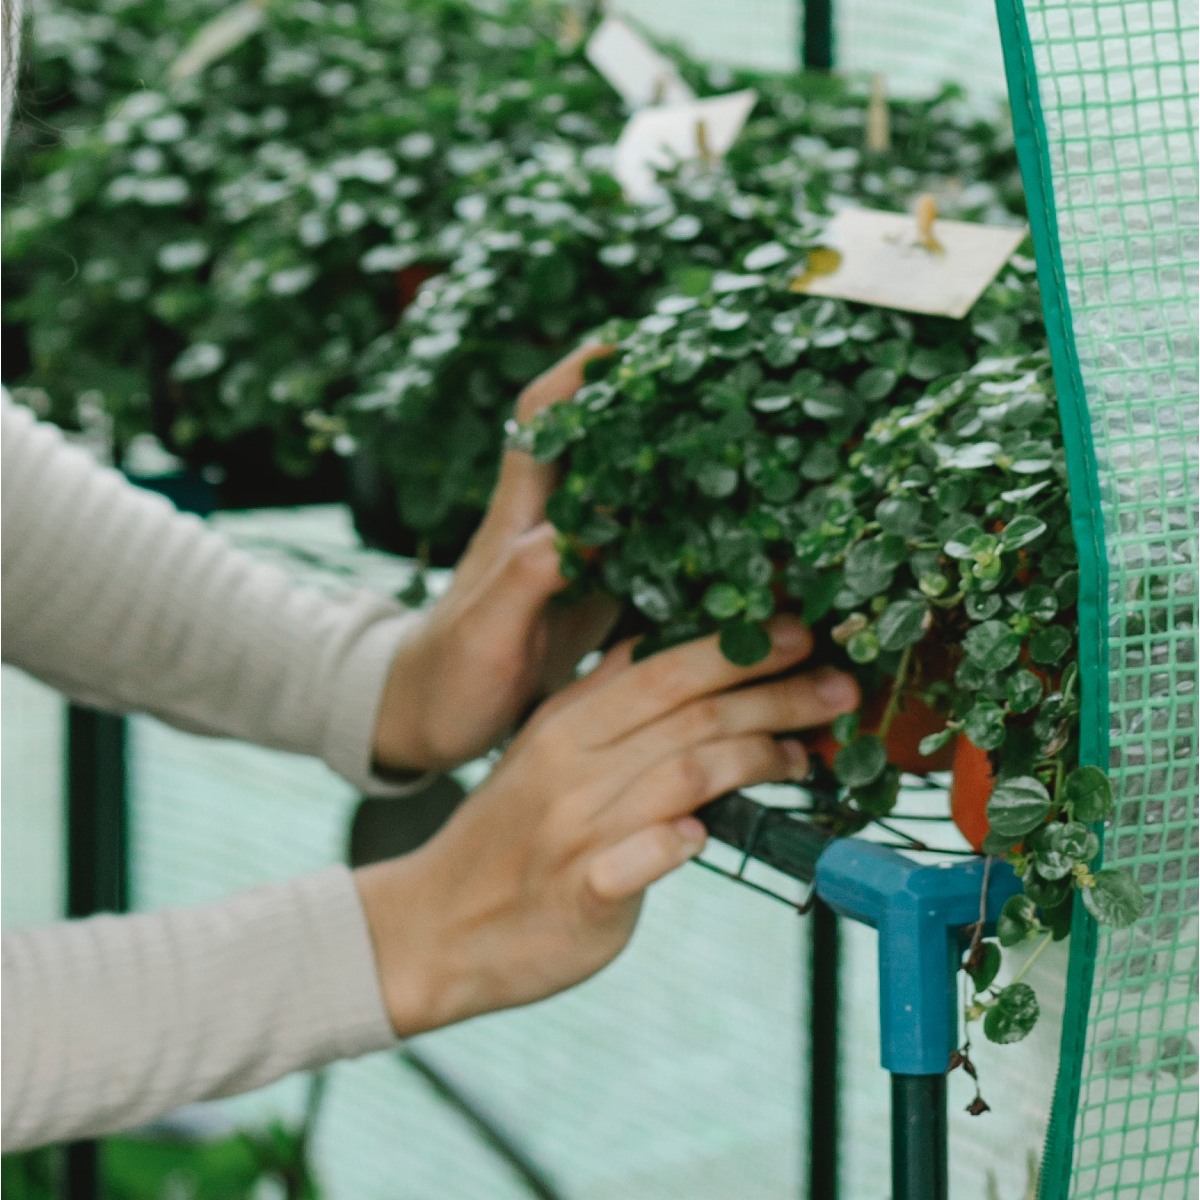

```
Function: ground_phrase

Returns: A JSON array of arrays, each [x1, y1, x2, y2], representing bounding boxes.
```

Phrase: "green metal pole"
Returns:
[[65, 705, 129, 1200], [802, 0, 835, 70], [891, 1074, 948, 1200]]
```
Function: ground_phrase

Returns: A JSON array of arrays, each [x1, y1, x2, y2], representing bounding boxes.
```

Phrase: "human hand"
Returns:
[[354, 615, 858, 1036], [371, 342, 617, 775]]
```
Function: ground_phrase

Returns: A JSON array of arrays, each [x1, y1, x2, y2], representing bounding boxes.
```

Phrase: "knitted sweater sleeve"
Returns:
[[0, 397, 416, 1148], [1, 395, 420, 792]]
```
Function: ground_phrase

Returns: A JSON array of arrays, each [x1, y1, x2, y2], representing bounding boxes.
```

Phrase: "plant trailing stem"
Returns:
[[877, 644, 915, 740]]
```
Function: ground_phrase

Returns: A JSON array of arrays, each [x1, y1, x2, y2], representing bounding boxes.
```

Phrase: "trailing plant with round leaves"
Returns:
[[339, 73, 1025, 557], [514, 258, 1146, 1056], [2, 0, 636, 472]]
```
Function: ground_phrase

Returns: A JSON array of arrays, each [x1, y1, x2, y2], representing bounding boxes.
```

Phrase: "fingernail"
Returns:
[[818, 672, 859, 711], [781, 738, 810, 780], [771, 619, 809, 652], [673, 815, 708, 853]]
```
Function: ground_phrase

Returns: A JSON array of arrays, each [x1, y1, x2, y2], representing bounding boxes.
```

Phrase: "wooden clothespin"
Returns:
[[695, 118, 714, 163], [866, 73, 891, 153], [914, 193, 944, 254]]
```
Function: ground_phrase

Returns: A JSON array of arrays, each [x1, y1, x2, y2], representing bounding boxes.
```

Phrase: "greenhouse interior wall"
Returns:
[[1, 0, 1195, 1197]]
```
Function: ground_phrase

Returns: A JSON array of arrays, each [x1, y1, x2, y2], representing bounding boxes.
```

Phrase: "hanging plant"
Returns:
[[513, 255, 1147, 1051]]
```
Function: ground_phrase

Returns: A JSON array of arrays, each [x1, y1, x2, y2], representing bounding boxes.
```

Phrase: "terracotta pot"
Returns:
[[807, 688, 955, 777], [950, 736, 995, 852]]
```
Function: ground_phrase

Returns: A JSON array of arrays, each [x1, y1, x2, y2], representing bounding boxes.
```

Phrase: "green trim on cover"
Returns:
[[991, 2, 1112, 1197]]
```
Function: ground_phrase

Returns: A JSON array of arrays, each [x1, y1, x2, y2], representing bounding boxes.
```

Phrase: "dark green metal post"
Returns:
[[808, 898, 840, 1200], [64, 705, 129, 1200], [802, 0, 835, 70], [891, 1074, 948, 1200]]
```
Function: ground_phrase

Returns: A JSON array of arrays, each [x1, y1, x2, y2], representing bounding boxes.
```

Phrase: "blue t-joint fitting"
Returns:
[[814, 839, 1021, 1075]]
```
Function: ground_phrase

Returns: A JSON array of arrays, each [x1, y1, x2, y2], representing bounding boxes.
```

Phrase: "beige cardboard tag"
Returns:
[[613, 89, 758, 203], [790, 207, 1028, 319], [586, 17, 695, 109]]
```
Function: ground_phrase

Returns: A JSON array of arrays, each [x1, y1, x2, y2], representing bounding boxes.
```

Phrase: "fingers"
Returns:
[[594, 732, 809, 845], [515, 341, 615, 423], [466, 523, 570, 638], [585, 816, 707, 904], [573, 615, 816, 749], [482, 342, 616, 541], [531, 635, 637, 722], [592, 666, 858, 795]]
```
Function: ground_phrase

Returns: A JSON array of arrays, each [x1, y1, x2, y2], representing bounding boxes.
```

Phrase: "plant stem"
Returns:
[[1008, 930, 1055, 988], [877, 644, 914, 740]]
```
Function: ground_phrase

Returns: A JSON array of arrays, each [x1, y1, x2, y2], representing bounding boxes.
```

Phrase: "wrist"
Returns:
[[371, 621, 435, 776], [352, 847, 485, 1038]]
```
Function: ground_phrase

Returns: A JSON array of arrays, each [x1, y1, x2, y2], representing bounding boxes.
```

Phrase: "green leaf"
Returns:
[[702, 583, 743, 620], [1016, 585, 1058, 622], [719, 621, 772, 667], [831, 712, 859, 745], [1033, 821, 1100, 881], [963, 700, 1006, 751], [846, 629, 880, 664], [1005, 669, 1044, 714], [856, 366, 898, 402], [875, 495, 924, 537], [743, 241, 791, 270], [963, 620, 1022, 671], [918, 727, 954, 757], [834, 734, 888, 788], [1029, 624, 1072, 664], [1064, 765, 1114, 822], [695, 462, 739, 499], [982, 830, 1023, 856], [986, 775, 1052, 839], [945, 524, 986, 559], [996, 894, 1040, 947], [965, 593, 1002, 622], [966, 942, 1002, 992], [1080, 869, 1148, 928], [999, 515, 1047, 550], [851, 764, 901, 817], [983, 982, 1039, 1044], [876, 600, 929, 651]]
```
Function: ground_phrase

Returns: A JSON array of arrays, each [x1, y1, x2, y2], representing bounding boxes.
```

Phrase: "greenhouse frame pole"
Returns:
[[64, 705, 129, 1200]]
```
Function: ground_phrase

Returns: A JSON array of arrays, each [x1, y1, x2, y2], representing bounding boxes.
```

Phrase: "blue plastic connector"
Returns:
[[814, 839, 1020, 1075]]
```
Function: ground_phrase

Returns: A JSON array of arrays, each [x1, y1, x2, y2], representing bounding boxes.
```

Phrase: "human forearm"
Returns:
[[2, 396, 419, 791], [1, 867, 393, 1151]]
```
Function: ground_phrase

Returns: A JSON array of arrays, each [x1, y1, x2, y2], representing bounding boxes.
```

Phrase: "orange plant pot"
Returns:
[[949, 736, 995, 852]]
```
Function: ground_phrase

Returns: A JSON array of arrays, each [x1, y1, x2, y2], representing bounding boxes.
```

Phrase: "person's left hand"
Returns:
[[371, 342, 617, 775]]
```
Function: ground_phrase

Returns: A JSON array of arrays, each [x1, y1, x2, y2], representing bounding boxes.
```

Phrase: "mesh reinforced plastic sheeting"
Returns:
[[993, 1, 1199, 1197]]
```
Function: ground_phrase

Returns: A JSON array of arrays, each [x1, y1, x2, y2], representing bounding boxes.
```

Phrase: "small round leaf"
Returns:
[[834, 735, 888, 788], [983, 982, 1040, 1044], [1080, 869, 1148, 928], [986, 775, 1052, 839]]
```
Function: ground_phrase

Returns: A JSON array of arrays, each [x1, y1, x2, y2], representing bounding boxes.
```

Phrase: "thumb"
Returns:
[[486, 341, 616, 538]]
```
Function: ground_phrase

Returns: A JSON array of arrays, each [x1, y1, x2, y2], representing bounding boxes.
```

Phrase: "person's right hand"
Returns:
[[354, 614, 858, 1037]]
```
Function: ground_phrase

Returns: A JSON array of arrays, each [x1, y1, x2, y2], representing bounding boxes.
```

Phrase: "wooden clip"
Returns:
[[866, 73, 891, 153], [914, 193, 944, 254], [695, 118, 714, 163]]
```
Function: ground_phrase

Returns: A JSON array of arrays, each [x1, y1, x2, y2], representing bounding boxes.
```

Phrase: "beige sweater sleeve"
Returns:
[[1, 397, 410, 1149], [1, 396, 420, 791]]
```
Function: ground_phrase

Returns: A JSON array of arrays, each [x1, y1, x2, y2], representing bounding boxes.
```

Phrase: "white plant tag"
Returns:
[[586, 17, 695, 109], [790, 206, 1028, 319], [613, 89, 758, 203]]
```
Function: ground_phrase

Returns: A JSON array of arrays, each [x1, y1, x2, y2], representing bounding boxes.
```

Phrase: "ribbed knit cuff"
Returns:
[[319, 610, 434, 797], [295, 866, 397, 1058]]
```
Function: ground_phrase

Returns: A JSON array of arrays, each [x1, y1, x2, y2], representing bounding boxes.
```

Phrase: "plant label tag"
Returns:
[[790, 208, 1028, 319], [586, 17, 695, 109], [613, 89, 758, 203]]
